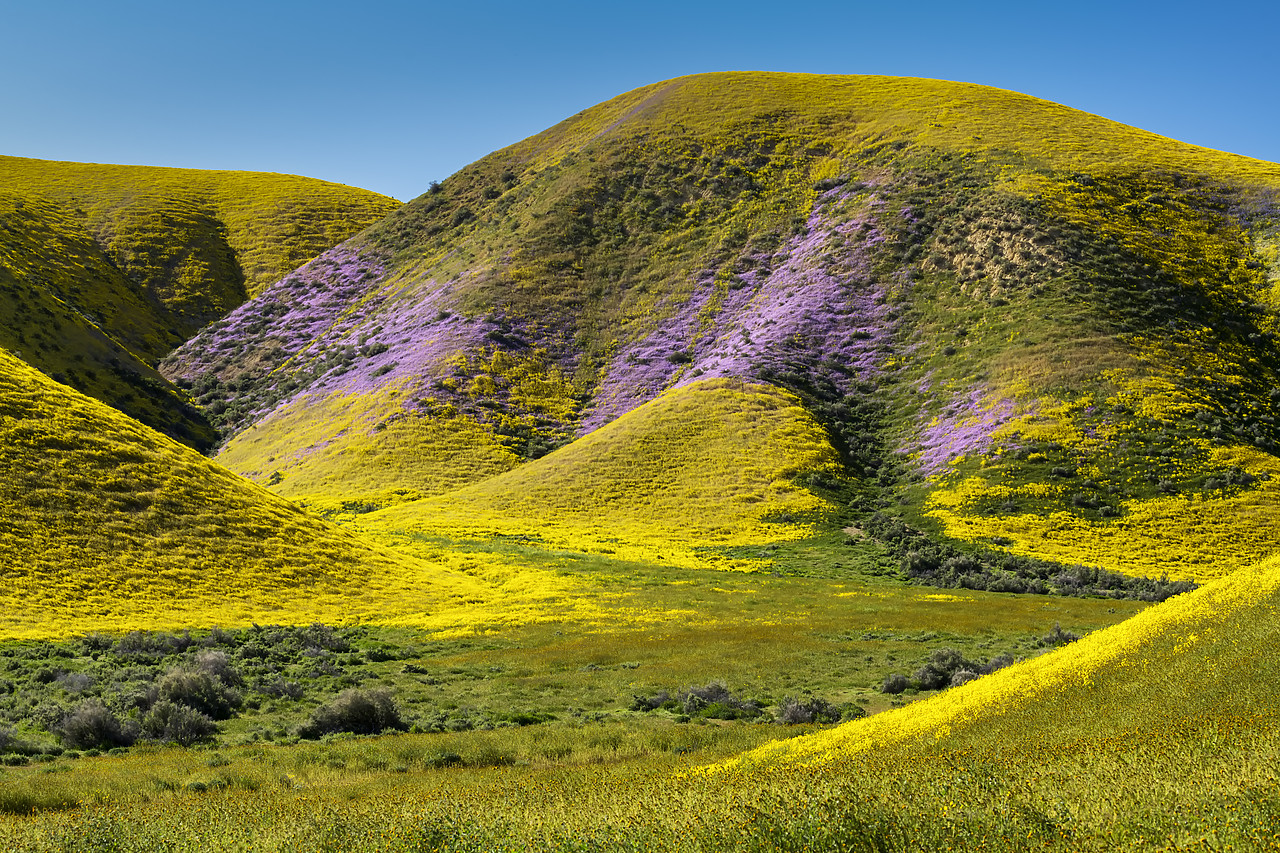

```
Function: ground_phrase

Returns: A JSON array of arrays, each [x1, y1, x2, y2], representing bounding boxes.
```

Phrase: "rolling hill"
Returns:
[[0, 346, 486, 638], [3, 73, 1280, 852], [0, 156, 399, 449], [161, 72, 1280, 581]]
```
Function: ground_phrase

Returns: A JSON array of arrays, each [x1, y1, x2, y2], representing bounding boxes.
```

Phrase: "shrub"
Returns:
[[630, 684, 764, 719], [259, 678, 305, 700], [915, 648, 978, 690], [192, 650, 242, 686], [881, 673, 910, 694], [57, 700, 135, 750], [297, 689, 407, 738], [984, 654, 1015, 673], [630, 690, 673, 712], [156, 668, 242, 720], [949, 670, 980, 687], [679, 683, 763, 719], [776, 697, 843, 724], [141, 701, 218, 746], [1040, 623, 1081, 647]]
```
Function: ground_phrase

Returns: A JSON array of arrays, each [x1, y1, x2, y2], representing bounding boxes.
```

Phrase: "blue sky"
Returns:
[[5, 1, 1277, 201]]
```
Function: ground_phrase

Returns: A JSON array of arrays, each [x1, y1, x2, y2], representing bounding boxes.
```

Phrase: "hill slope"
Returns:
[[689, 553, 1280, 848], [0, 156, 399, 449], [0, 347, 485, 639], [360, 379, 839, 568], [162, 73, 1280, 579]]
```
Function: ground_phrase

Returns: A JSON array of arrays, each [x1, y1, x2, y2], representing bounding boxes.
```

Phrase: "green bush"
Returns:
[[297, 688, 407, 738], [156, 669, 242, 720], [141, 700, 218, 746], [56, 700, 134, 750], [776, 696, 843, 724]]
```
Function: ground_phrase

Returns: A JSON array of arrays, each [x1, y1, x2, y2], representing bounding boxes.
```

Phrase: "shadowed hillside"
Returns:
[[0, 156, 399, 449]]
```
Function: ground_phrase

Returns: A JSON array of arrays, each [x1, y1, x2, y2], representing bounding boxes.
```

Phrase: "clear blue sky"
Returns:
[[5, 0, 1277, 202]]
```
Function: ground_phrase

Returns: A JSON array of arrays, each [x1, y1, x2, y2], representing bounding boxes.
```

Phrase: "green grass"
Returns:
[[0, 553, 1272, 851]]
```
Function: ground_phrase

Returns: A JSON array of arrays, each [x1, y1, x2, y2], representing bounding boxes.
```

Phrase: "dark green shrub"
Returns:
[[141, 700, 217, 746], [156, 669, 242, 720], [297, 688, 407, 738], [914, 648, 978, 691], [776, 697, 843, 724], [630, 690, 673, 712], [679, 683, 763, 719], [57, 700, 134, 750], [881, 673, 910, 694]]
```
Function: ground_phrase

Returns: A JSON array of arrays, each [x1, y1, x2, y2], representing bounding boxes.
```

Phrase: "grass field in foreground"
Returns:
[[0, 553, 1271, 851]]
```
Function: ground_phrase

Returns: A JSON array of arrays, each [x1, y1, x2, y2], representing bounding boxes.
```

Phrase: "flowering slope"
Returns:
[[0, 347, 489, 639], [724, 549, 1280, 769], [162, 73, 1280, 581], [362, 379, 839, 569], [0, 156, 398, 448]]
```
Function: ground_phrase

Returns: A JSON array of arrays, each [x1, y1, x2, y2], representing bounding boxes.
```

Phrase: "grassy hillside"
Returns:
[[0, 347, 493, 638], [165, 72, 1280, 582], [360, 379, 839, 568], [0, 192, 216, 449], [0, 155, 399, 448]]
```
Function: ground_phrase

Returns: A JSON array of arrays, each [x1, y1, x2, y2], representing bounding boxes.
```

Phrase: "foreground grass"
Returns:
[[2, 554, 1276, 851]]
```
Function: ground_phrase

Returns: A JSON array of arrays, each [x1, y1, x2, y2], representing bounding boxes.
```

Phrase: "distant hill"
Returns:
[[162, 72, 1280, 579], [0, 155, 399, 449]]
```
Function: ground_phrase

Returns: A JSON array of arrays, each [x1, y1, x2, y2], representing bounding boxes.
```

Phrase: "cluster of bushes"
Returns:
[[630, 683, 862, 725], [0, 625, 398, 758], [881, 629, 1078, 695], [861, 512, 1196, 601], [54, 650, 242, 749], [881, 647, 1012, 695], [0, 626, 571, 760]]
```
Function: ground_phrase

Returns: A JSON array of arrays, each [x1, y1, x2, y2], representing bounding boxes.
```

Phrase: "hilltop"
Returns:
[[163, 72, 1280, 581], [0, 156, 399, 449]]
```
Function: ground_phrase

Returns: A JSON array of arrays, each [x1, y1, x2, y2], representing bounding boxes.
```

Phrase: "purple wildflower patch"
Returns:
[[913, 387, 1018, 475], [581, 188, 897, 432]]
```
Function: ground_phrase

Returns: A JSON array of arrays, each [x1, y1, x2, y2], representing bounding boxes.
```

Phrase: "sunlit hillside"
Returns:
[[4, 71, 1280, 852], [0, 347, 494, 639], [0, 155, 399, 448], [165, 72, 1280, 581], [361, 379, 839, 568]]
